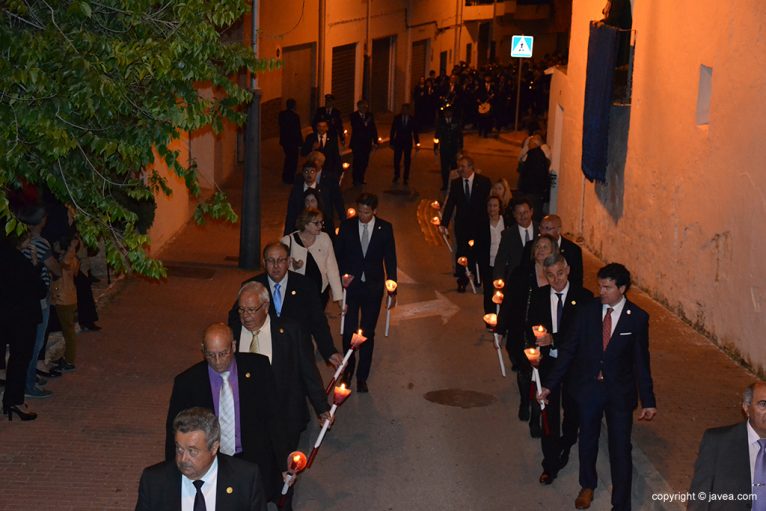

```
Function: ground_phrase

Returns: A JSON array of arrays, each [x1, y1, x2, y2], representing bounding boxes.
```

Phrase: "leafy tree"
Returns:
[[1, 0, 275, 278]]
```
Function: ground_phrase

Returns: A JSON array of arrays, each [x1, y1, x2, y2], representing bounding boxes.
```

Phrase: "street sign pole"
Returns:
[[514, 58, 523, 132]]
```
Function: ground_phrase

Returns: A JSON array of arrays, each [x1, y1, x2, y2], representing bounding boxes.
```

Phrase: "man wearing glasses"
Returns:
[[229, 242, 343, 369], [164, 323, 288, 506]]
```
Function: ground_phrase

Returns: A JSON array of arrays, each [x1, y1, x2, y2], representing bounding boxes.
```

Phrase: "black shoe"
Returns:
[[57, 359, 76, 373], [539, 471, 556, 485], [559, 447, 571, 470], [457, 282, 467, 293], [4, 404, 37, 421], [37, 368, 62, 378], [80, 323, 101, 331], [518, 404, 530, 421], [357, 380, 369, 393]]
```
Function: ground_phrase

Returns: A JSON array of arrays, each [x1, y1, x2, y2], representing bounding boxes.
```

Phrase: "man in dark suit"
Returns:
[[228, 242, 343, 369], [140, 407, 268, 511], [439, 155, 492, 292], [228, 282, 330, 451], [349, 99, 378, 186], [301, 120, 342, 181], [278, 98, 303, 184], [434, 106, 463, 190], [493, 196, 539, 282], [312, 93, 345, 145], [688, 382, 766, 511], [335, 193, 397, 393], [164, 324, 287, 504], [526, 254, 593, 486], [540, 263, 657, 511], [283, 162, 345, 238], [389, 103, 419, 185]]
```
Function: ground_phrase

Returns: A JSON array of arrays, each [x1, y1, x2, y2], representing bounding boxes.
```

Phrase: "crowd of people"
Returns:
[[1, 194, 101, 421]]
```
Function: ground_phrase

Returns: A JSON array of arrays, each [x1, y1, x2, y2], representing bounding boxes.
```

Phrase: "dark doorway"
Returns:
[[331, 43, 356, 116], [371, 37, 392, 113]]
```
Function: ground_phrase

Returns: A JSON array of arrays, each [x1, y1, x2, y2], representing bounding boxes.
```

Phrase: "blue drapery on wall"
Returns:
[[581, 22, 619, 183]]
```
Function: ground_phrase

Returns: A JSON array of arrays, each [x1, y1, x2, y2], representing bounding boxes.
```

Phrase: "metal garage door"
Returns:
[[331, 43, 356, 116], [282, 43, 316, 127], [411, 39, 429, 88], [371, 37, 392, 114]]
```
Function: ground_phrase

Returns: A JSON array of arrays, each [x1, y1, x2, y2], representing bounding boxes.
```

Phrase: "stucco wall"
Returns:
[[551, 0, 766, 372]]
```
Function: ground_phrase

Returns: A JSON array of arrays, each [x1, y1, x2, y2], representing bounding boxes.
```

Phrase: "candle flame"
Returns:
[[493, 279, 505, 289], [335, 227, 340, 235], [385, 280, 398, 293], [346, 208, 356, 218], [342, 162, 350, 170], [468, 240, 474, 247], [483, 313, 497, 326], [433, 137, 440, 144], [430, 216, 440, 225], [457, 257, 468, 267], [492, 290, 504, 304], [430, 200, 440, 209], [287, 451, 308, 472]]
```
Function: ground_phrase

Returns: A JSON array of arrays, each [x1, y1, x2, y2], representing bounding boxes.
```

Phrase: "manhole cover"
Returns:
[[165, 265, 216, 279], [424, 388, 496, 408]]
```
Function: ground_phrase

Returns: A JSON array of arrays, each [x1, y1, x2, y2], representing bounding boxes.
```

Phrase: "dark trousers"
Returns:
[[352, 149, 371, 185], [479, 262, 495, 314], [478, 114, 494, 137], [538, 357, 575, 475], [440, 151, 457, 189], [2, 321, 36, 408], [578, 385, 634, 511], [282, 145, 299, 184], [75, 271, 98, 326], [393, 146, 412, 181], [561, 382, 580, 449], [454, 234, 477, 286], [341, 280, 383, 382]]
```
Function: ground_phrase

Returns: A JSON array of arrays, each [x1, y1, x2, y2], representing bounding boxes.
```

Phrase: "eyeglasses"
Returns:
[[237, 302, 266, 315], [264, 257, 288, 266], [310, 220, 325, 226], [203, 347, 232, 360], [303, 168, 317, 174]]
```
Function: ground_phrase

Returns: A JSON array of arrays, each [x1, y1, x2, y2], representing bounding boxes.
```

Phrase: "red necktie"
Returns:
[[602, 307, 614, 351]]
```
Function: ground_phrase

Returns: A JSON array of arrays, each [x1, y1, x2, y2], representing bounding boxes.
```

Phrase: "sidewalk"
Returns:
[[0, 122, 756, 510]]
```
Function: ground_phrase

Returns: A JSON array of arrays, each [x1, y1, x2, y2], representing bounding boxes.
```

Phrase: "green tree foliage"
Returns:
[[1, 0, 275, 278]]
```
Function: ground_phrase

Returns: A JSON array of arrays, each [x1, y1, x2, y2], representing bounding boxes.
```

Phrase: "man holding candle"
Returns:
[[527, 253, 593, 485], [434, 106, 463, 191], [349, 99, 378, 187], [539, 263, 656, 511], [335, 193, 398, 393], [439, 155, 491, 293], [164, 324, 288, 505], [493, 196, 538, 283]]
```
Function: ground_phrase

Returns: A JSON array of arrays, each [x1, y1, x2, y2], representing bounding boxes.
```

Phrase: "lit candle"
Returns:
[[457, 258, 476, 294], [430, 216, 440, 225], [335, 227, 340, 236], [524, 348, 546, 413], [482, 313, 497, 327], [344, 129, 348, 135], [308, 383, 354, 468], [493, 279, 505, 290], [326, 332, 366, 394], [492, 290, 504, 305], [279, 451, 308, 505], [532, 325, 547, 339], [339, 274, 355, 336], [416, 142, 421, 148], [457, 256, 468, 267], [431, 200, 440, 210], [467, 240, 475, 247], [524, 347, 541, 366], [377, 136, 382, 143], [346, 207, 356, 218], [483, 312, 506, 378], [433, 137, 440, 144], [385, 280, 397, 337], [342, 162, 350, 170]]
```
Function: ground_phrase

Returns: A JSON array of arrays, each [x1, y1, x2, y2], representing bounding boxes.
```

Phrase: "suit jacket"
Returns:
[[349, 111, 378, 152], [300, 132, 341, 179], [283, 180, 345, 236], [527, 284, 594, 376], [335, 217, 397, 288], [228, 271, 338, 362], [312, 106, 345, 143], [164, 354, 287, 500], [389, 114, 419, 149], [278, 109, 302, 148], [136, 454, 267, 511], [441, 173, 492, 242], [688, 422, 752, 510], [493, 222, 539, 281], [544, 298, 656, 411], [434, 117, 463, 155], [518, 234, 583, 288]]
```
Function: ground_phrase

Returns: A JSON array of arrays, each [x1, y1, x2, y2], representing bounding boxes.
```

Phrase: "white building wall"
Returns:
[[551, 0, 766, 373]]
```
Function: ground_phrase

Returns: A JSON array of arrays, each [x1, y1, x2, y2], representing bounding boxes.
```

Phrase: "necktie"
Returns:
[[249, 329, 260, 354], [555, 293, 564, 331], [218, 371, 235, 455], [320, 135, 325, 148], [524, 228, 531, 245], [273, 283, 283, 316], [602, 307, 614, 351], [361, 223, 370, 256], [193, 480, 206, 511], [403, 115, 408, 125], [464, 179, 470, 199], [754, 439, 766, 509]]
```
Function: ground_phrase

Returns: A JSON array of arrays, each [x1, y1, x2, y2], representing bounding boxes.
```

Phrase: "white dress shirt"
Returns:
[[489, 217, 505, 266], [462, 172, 475, 196], [238, 313, 273, 363], [550, 283, 570, 335], [748, 420, 761, 484], [517, 223, 534, 245], [181, 457, 218, 511], [358, 216, 376, 244], [602, 296, 627, 337]]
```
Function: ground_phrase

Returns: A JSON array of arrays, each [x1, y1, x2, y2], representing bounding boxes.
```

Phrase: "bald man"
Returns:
[[165, 323, 288, 504]]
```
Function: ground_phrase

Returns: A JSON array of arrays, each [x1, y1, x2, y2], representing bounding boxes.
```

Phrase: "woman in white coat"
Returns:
[[281, 208, 343, 310]]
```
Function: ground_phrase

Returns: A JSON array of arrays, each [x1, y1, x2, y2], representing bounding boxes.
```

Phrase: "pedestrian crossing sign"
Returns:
[[511, 35, 534, 58]]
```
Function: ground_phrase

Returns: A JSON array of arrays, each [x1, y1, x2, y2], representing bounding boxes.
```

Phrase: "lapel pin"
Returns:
[[226, 487, 233, 494], [291, 290, 296, 296], [279, 327, 285, 334], [571, 300, 576, 305], [626, 309, 632, 315], [245, 372, 251, 379]]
